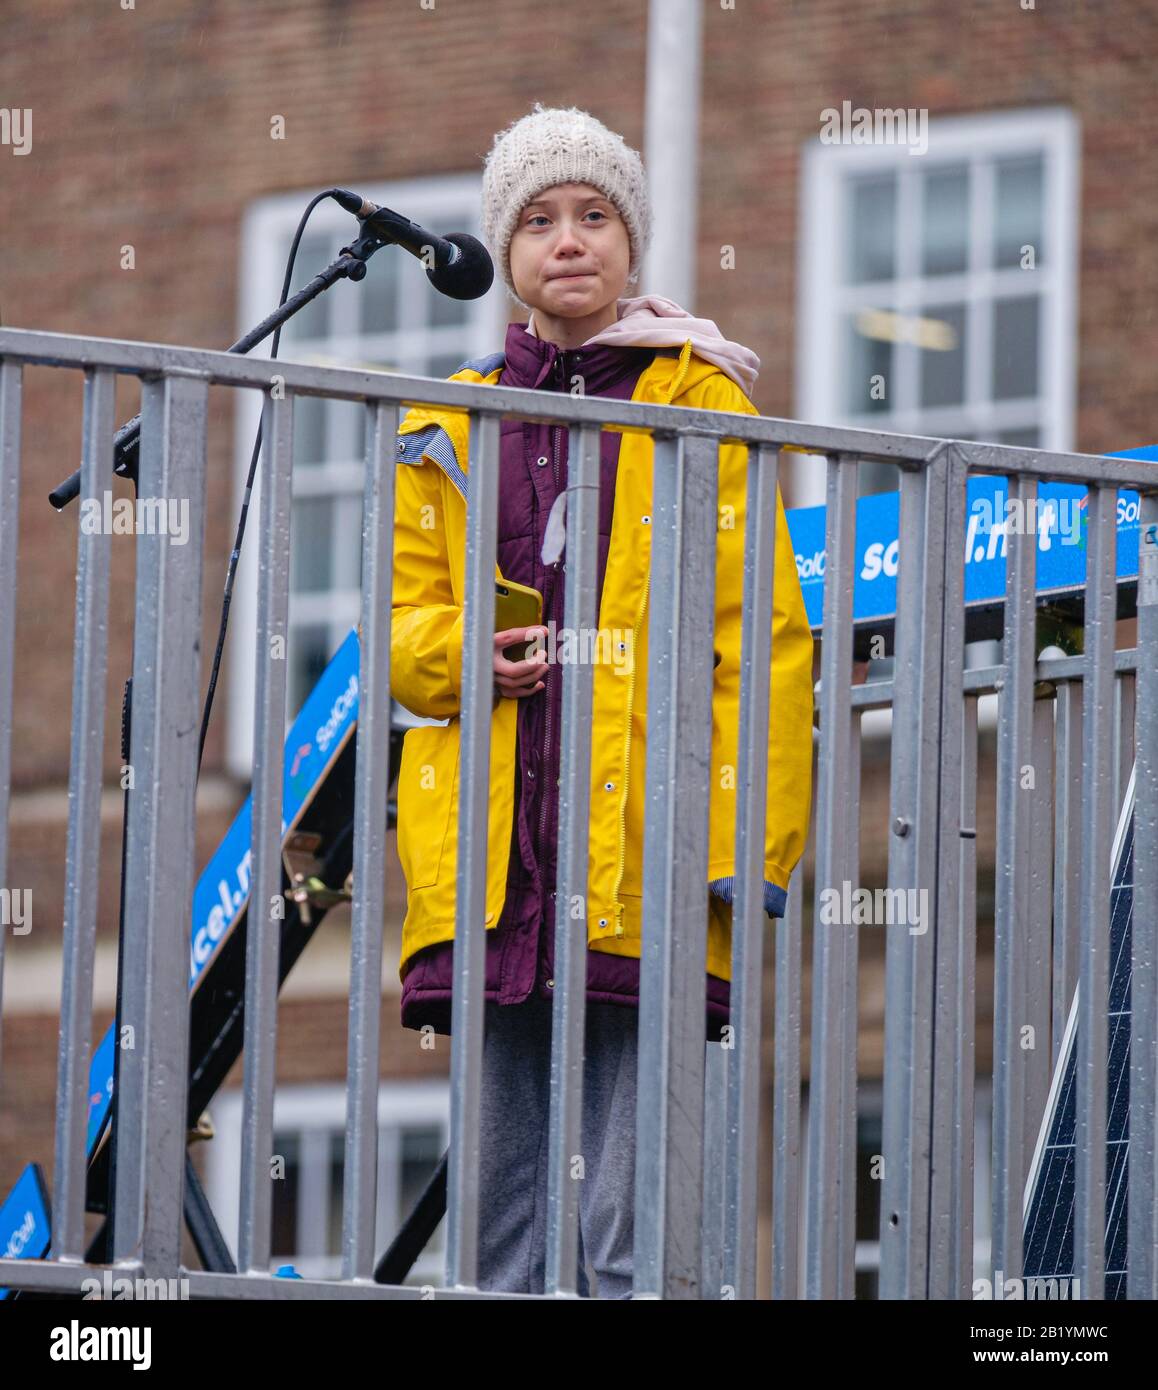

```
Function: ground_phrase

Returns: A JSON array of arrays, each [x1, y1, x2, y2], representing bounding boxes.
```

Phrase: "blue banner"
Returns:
[[86, 627, 362, 1159], [0, 1165, 51, 1298], [785, 446, 1158, 629]]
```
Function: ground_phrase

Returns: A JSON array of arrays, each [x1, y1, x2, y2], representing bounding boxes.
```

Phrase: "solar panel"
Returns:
[[1022, 766, 1135, 1298]]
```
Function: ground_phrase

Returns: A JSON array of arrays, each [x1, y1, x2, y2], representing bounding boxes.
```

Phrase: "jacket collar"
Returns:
[[396, 337, 701, 499], [501, 319, 654, 395]]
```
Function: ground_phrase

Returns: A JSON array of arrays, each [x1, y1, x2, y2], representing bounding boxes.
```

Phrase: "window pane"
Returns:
[[293, 396, 327, 467], [858, 459, 899, 496], [291, 497, 334, 593], [327, 1131, 345, 1255], [994, 426, 1040, 447], [362, 255, 401, 335], [271, 1131, 301, 1257], [847, 175, 896, 283], [289, 624, 332, 718], [430, 351, 467, 379], [921, 165, 969, 275], [281, 236, 333, 344], [994, 156, 1044, 269], [431, 284, 469, 329], [854, 1109, 883, 1300], [991, 296, 1039, 401], [845, 312, 893, 414], [918, 303, 966, 408], [399, 1126, 444, 1228], [333, 494, 364, 591]]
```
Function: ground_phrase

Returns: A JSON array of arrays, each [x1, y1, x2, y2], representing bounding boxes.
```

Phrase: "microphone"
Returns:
[[331, 189, 493, 300]]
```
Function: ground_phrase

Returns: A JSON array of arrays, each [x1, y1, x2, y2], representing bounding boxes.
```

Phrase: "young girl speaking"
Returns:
[[390, 103, 814, 1297]]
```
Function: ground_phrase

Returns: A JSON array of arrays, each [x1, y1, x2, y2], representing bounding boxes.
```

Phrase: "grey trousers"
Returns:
[[475, 992, 637, 1299]]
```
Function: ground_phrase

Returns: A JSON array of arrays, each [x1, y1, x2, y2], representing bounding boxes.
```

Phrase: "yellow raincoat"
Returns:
[[390, 339, 814, 984]]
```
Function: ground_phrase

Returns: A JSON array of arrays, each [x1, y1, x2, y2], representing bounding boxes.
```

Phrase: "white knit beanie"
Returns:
[[481, 102, 652, 311]]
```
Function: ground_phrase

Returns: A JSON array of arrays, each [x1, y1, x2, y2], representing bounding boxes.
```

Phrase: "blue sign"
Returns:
[[84, 627, 362, 1160], [785, 446, 1158, 629], [0, 1164, 51, 1298]]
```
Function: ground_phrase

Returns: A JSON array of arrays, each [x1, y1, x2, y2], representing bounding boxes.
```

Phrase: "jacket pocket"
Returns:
[[396, 723, 460, 890]]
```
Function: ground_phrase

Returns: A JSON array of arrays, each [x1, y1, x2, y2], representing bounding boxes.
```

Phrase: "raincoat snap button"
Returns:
[[598, 918, 608, 927], [604, 781, 616, 791], [642, 515, 651, 524], [536, 456, 549, 466], [546, 978, 555, 989]]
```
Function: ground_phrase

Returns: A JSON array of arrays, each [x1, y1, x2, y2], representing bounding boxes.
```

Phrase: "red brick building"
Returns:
[[0, 0, 1153, 1294]]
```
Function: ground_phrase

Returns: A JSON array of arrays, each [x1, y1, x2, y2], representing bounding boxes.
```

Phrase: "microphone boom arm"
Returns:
[[48, 225, 389, 510]]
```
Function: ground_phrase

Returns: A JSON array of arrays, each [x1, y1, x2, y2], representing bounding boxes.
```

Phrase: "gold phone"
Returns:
[[495, 579, 543, 661]]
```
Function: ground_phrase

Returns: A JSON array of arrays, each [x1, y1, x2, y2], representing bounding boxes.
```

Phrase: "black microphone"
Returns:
[[331, 189, 493, 300]]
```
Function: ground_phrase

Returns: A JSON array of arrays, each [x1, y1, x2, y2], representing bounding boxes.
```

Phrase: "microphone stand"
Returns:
[[48, 221, 391, 509], [56, 214, 393, 1272]]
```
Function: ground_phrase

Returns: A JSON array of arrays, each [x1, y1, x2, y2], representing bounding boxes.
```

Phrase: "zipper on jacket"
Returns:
[[609, 557, 651, 937], [536, 403, 563, 889], [608, 350, 692, 930]]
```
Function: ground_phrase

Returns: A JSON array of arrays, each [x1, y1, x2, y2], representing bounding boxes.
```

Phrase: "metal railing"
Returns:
[[0, 325, 1155, 1300]]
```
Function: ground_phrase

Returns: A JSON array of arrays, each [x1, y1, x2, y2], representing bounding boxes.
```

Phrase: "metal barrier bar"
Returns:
[[1114, 673, 1136, 820], [928, 445, 968, 1298], [0, 1257, 143, 1294], [722, 443, 780, 1301], [7, 330, 1158, 486], [1075, 482, 1117, 1299], [836, 702, 862, 1301], [342, 398, 399, 1280], [772, 866, 804, 1299], [238, 389, 295, 1274], [1129, 491, 1158, 1297], [446, 410, 501, 1290], [2, 326, 1157, 1302], [879, 451, 949, 1298], [51, 367, 115, 1260], [990, 472, 1037, 1283], [111, 372, 208, 1275], [849, 648, 1140, 713], [1053, 678, 1083, 1067], [956, 691, 980, 1295], [1025, 688, 1055, 1176], [703, 1039, 727, 1297], [0, 359, 22, 1075], [635, 431, 720, 1299], [806, 452, 857, 1299], [545, 421, 601, 1298]]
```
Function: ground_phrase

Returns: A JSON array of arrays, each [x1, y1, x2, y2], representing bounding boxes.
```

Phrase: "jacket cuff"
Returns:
[[708, 876, 787, 920], [445, 610, 465, 701]]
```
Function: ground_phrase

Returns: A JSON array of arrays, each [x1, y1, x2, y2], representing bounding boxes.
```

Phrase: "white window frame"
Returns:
[[795, 105, 1081, 509], [204, 1079, 450, 1283], [796, 107, 1079, 734], [226, 175, 507, 777]]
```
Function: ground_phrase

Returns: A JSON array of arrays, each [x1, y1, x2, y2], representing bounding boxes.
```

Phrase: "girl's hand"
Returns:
[[493, 626, 549, 700]]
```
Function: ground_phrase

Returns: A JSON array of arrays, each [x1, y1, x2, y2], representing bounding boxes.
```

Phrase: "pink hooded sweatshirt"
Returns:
[[527, 292, 761, 397]]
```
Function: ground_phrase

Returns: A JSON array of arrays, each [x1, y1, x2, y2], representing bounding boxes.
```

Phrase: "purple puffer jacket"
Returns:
[[399, 320, 731, 1040]]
